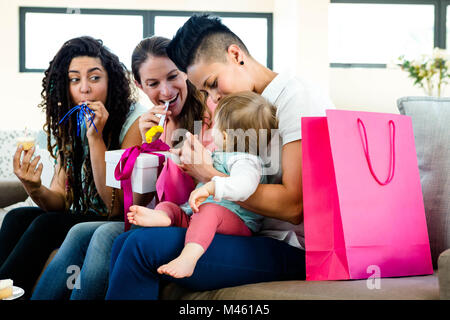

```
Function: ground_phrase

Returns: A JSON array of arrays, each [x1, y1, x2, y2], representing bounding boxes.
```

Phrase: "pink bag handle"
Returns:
[[357, 118, 396, 186]]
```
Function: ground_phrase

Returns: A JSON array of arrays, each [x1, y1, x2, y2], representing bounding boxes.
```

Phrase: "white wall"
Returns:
[[329, 66, 448, 114], [273, 0, 330, 92]]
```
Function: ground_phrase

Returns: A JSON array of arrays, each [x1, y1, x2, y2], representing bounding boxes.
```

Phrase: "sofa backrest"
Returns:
[[397, 97, 450, 268]]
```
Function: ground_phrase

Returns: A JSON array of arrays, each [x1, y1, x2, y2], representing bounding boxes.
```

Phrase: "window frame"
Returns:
[[330, 0, 447, 68], [19, 7, 273, 73]]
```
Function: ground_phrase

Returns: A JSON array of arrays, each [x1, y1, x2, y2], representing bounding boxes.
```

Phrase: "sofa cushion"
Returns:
[[0, 178, 28, 208], [397, 97, 450, 268], [160, 273, 439, 300]]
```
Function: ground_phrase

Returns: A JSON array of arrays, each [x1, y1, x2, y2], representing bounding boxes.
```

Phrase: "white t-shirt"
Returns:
[[258, 72, 335, 249]]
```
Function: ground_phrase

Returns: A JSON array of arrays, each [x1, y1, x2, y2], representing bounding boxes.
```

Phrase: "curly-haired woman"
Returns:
[[0, 36, 146, 298], [30, 36, 215, 300]]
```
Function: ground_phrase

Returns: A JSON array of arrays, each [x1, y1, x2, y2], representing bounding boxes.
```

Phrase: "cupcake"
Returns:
[[16, 136, 36, 151], [0, 279, 13, 300]]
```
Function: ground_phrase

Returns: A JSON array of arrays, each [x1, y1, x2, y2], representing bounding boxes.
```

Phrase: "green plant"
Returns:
[[398, 48, 450, 97]]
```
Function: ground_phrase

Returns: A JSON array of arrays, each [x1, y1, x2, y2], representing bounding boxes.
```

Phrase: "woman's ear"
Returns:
[[134, 79, 143, 90], [227, 44, 245, 66]]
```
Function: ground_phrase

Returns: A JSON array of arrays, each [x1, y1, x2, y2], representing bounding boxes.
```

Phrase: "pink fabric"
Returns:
[[155, 158, 195, 205], [301, 109, 433, 281], [155, 201, 252, 251]]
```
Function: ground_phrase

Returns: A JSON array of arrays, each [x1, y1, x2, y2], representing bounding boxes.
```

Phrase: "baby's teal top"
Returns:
[[180, 152, 266, 233]]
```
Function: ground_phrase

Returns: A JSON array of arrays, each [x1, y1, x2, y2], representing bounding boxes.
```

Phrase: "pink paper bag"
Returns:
[[301, 109, 433, 281], [156, 158, 196, 205]]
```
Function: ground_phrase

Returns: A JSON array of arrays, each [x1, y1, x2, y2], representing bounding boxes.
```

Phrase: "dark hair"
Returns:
[[132, 36, 169, 84], [166, 13, 249, 73], [131, 36, 211, 146], [39, 36, 134, 215]]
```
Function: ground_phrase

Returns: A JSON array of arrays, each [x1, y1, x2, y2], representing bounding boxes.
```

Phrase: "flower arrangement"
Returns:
[[398, 48, 450, 97]]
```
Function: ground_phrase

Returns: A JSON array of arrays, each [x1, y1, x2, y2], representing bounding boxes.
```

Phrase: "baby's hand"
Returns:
[[189, 181, 215, 213], [189, 186, 211, 213]]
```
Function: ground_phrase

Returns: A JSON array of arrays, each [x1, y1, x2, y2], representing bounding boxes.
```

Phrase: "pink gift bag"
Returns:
[[301, 109, 433, 281], [156, 158, 196, 205]]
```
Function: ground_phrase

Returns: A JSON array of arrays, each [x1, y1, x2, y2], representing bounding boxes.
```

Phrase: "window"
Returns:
[[20, 7, 273, 72], [154, 14, 270, 67], [20, 8, 146, 71], [446, 3, 450, 49], [329, 1, 450, 68]]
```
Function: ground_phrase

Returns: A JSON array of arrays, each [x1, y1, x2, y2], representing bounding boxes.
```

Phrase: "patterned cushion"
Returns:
[[397, 97, 450, 268]]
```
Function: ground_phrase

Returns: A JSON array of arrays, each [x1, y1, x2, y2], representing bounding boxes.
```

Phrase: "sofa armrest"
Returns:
[[0, 178, 28, 208], [438, 248, 450, 300]]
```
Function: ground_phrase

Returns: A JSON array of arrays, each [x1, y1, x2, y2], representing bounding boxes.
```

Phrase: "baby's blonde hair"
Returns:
[[214, 91, 278, 154]]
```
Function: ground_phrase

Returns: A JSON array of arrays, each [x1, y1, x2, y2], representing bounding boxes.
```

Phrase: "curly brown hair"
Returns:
[[39, 36, 135, 214]]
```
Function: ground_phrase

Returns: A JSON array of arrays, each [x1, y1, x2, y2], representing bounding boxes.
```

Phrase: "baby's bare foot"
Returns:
[[157, 243, 205, 278], [127, 206, 171, 227], [157, 256, 197, 278]]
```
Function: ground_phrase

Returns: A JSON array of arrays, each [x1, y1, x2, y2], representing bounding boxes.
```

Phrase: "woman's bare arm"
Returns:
[[238, 140, 303, 224], [30, 156, 68, 212], [178, 134, 303, 224]]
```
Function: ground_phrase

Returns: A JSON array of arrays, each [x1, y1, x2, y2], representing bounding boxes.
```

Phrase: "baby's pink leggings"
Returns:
[[154, 201, 252, 251]]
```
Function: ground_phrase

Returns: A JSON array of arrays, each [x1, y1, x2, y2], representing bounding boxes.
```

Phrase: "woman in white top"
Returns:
[[106, 14, 334, 299]]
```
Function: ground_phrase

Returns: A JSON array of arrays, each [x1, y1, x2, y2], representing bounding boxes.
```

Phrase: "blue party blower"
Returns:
[[59, 103, 98, 136]]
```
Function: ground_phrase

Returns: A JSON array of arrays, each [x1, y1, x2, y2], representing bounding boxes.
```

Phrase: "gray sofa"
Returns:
[[0, 97, 449, 300]]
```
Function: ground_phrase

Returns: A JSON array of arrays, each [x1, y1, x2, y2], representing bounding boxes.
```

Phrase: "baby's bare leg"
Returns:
[[157, 202, 251, 279], [157, 242, 205, 278], [127, 205, 171, 227]]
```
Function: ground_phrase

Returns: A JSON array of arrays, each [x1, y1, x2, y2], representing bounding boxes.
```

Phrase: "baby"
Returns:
[[128, 91, 278, 278]]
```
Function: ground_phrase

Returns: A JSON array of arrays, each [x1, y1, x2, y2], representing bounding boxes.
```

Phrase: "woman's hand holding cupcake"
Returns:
[[12, 144, 43, 195]]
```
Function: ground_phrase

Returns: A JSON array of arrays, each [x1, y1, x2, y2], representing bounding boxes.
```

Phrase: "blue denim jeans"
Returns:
[[106, 227, 306, 300], [31, 221, 124, 300]]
